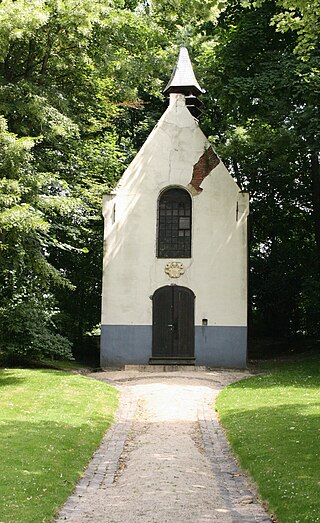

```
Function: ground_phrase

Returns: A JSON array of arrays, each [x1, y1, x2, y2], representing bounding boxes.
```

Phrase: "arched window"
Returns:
[[157, 188, 192, 258]]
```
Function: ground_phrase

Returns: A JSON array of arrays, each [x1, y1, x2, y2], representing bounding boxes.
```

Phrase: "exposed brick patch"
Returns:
[[190, 146, 220, 192]]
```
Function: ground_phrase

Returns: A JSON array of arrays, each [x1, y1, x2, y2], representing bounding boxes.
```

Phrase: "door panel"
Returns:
[[152, 286, 173, 358], [174, 286, 194, 357], [152, 285, 194, 358]]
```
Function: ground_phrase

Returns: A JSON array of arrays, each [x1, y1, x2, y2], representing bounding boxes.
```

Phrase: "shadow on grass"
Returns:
[[0, 367, 80, 388], [222, 401, 320, 429], [236, 373, 320, 390], [244, 355, 320, 390], [0, 370, 26, 387]]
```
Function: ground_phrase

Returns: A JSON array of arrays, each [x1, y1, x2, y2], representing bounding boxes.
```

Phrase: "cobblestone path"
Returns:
[[55, 369, 271, 523]]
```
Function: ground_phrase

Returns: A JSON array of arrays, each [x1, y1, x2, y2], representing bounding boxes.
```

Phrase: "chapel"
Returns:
[[100, 47, 249, 368]]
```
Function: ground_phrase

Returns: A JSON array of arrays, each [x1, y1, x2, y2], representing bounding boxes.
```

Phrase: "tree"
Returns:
[[0, 0, 169, 361], [196, 0, 320, 339], [0, 116, 73, 362]]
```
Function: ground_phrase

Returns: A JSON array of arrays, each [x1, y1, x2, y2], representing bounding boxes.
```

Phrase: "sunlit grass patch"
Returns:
[[0, 368, 118, 523], [216, 355, 320, 523]]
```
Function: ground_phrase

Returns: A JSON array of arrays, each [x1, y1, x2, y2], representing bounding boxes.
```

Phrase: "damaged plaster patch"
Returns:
[[190, 146, 220, 193]]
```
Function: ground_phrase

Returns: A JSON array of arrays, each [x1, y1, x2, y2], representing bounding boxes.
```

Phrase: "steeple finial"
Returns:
[[163, 47, 203, 97]]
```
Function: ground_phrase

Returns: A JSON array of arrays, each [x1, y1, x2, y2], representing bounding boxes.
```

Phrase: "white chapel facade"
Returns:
[[101, 47, 249, 368]]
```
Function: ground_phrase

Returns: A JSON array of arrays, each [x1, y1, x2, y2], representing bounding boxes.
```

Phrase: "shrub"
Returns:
[[0, 296, 72, 365]]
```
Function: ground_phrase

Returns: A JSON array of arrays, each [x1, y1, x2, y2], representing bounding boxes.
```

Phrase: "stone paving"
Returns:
[[55, 369, 271, 523]]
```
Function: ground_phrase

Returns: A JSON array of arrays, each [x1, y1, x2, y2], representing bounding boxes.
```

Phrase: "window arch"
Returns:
[[157, 187, 192, 258]]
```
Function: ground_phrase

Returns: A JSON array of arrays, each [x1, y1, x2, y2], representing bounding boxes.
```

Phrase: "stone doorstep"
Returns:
[[124, 364, 208, 372], [98, 365, 251, 373]]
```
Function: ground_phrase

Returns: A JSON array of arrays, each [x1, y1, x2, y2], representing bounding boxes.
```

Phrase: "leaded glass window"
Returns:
[[157, 188, 192, 258]]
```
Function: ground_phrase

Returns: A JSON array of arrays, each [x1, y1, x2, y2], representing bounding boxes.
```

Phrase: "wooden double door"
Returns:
[[152, 285, 195, 361]]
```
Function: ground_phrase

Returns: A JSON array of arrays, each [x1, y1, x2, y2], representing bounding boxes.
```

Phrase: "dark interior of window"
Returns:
[[157, 188, 192, 258]]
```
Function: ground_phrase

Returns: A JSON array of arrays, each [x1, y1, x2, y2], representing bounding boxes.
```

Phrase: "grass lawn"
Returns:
[[216, 353, 320, 523], [0, 368, 118, 523]]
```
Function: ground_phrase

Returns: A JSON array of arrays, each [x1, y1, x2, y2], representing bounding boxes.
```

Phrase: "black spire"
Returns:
[[164, 47, 204, 117]]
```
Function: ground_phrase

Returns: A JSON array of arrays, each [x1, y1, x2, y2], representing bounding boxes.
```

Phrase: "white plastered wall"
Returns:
[[101, 94, 248, 329]]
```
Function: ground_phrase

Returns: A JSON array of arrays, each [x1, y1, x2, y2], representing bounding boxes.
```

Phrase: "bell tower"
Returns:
[[163, 47, 204, 117]]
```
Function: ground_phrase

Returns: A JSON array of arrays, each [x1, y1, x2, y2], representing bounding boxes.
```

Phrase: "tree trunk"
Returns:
[[311, 152, 320, 263], [24, 40, 37, 79]]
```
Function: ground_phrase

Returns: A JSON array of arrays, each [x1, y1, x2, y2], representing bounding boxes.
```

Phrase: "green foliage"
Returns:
[[0, 297, 73, 365], [258, 0, 320, 59], [0, 0, 319, 358], [0, 117, 74, 362], [216, 353, 320, 522], [149, 0, 226, 24], [0, 368, 118, 523], [197, 0, 320, 339], [0, 0, 168, 359]]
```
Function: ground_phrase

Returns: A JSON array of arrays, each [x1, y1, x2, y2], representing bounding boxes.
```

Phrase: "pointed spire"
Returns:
[[163, 47, 204, 97]]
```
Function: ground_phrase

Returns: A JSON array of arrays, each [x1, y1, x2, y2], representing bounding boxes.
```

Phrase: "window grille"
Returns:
[[157, 188, 192, 258]]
